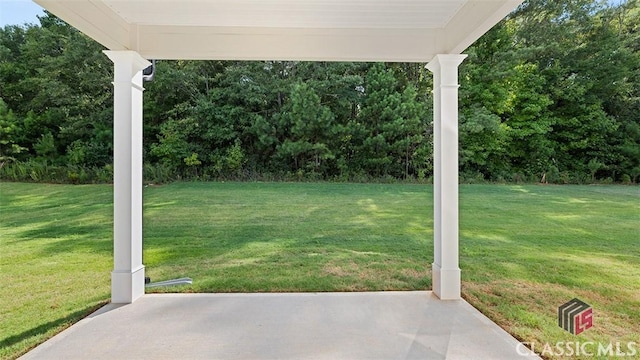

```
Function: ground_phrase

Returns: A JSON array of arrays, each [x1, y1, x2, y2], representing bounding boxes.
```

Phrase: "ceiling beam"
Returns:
[[133, 26, 441, 62]]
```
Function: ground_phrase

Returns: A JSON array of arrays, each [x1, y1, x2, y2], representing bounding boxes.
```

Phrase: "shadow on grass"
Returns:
[[14, 222, 112, 255], [2, 189, 113, 256], [1, 300, 108, 354]]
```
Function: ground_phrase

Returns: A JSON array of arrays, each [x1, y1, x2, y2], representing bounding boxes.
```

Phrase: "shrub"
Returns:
[[143, 162, 176, 184], [96, 164, 114, 183], [546, 165, 561, 184]]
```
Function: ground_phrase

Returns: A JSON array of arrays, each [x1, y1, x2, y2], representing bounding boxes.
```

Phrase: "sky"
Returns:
[[0, 0, 45, 27], [0, 0, 629, 28]]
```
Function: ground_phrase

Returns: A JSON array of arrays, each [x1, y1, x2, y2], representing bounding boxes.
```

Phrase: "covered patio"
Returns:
[[22, 292, 539, 359], [25, 0, 538, 358]]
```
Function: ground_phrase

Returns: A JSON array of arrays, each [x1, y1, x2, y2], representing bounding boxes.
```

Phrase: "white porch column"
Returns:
[[104, 51, 150, 304], [426, 54, 467, 300]]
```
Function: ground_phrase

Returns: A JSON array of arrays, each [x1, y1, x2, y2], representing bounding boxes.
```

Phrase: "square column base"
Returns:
[[432, 263, 461, 300], [111, 265, 145, 304]]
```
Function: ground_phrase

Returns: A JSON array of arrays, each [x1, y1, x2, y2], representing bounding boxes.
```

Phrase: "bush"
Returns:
[[143, 162, 176, 184], [461, 171, 485, 184], [1, 159, 635, 185], [1, 161, 124, 184], [96, 165, 114, 183], [546, 165, 561, 184]]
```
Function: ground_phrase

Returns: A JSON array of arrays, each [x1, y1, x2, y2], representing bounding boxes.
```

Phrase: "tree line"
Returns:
[[1, 0, 638, 184]]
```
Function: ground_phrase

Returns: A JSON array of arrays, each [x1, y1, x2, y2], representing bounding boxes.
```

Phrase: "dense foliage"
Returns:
[[1, 0, 638, 183]]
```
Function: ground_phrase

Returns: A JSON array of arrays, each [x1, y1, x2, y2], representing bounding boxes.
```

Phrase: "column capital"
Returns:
[[425, 54, 468, 73], [103, 51, 150, 85], [103, 50, 150, 70], [426, 54, 468, 88]]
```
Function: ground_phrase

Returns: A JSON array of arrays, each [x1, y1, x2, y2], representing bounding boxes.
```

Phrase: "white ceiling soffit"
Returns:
[[34, 0, 523, 62]]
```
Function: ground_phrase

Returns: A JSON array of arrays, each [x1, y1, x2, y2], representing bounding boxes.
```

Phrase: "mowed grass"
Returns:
[[1, 182, 638, 359], [458, 185, 640, 358], [0, 183, 112, 359], [143, 182, 431, 292]]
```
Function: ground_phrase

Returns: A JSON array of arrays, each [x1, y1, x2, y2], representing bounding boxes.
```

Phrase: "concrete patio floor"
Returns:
[[22, 291, 540, 359]]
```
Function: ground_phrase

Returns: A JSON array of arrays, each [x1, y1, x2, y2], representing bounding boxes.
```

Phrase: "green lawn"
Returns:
[[1, 182, 638, 359]]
